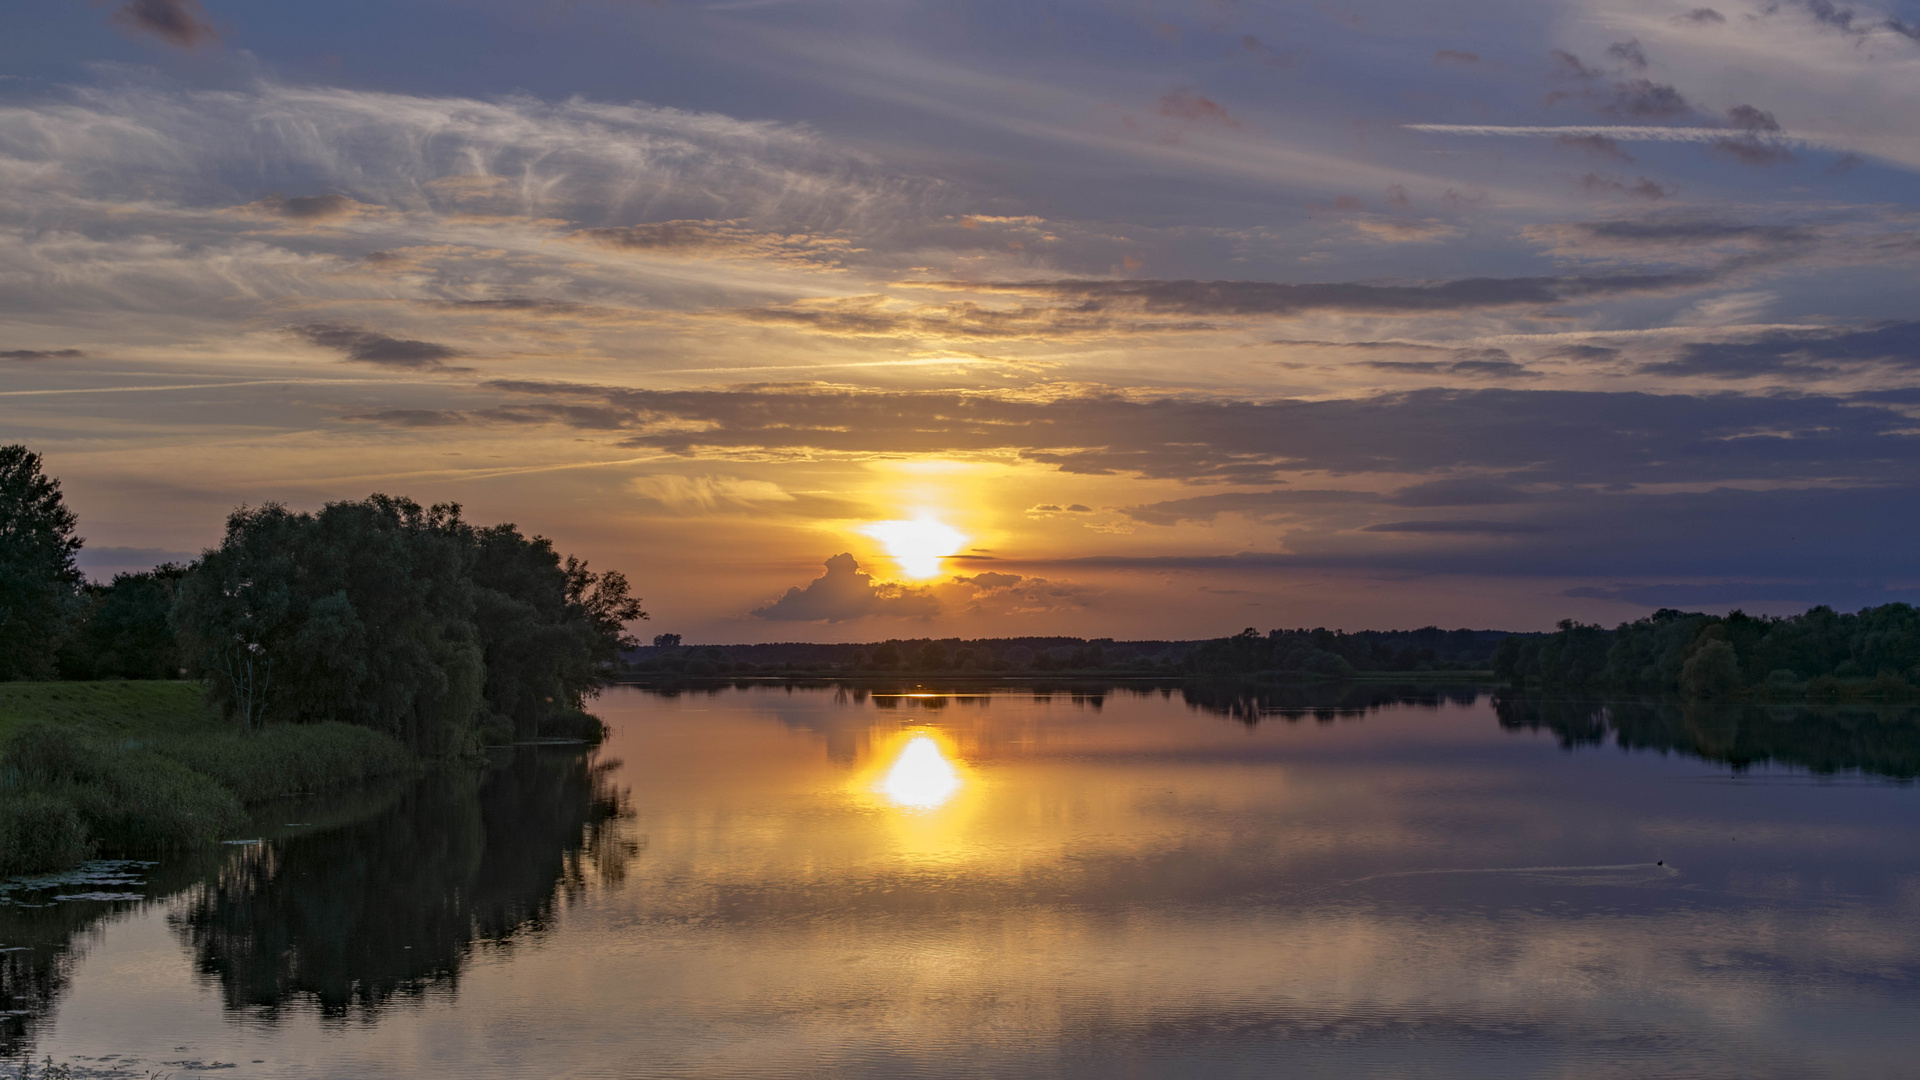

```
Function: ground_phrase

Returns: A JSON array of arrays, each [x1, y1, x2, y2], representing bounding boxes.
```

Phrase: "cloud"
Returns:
[[1712, 138, 1796, 167], [291, 325, 469, 370], [466, 379, 1920, 489], [1350, 218, 1463, 243], [1606, 40, 1650, 71], [1, 349, 84, 361], [1602, 80, 1693, 119], [1387, 479, 1533, 506], [1121, 489, 1372, 526], [630, 474, 795, 511], [232, 194, 378, 221], [107, 0, 217, 49], [1155, 88, 1239, 129], [1360, 348, 1537, 379], [1433, 50, 1480, 66], [569, 219, 857, 267], [1563, 581, 1920, 608], [1046, 484, 1920, 589], [1556, 134, 1635, 162], [1576, 174, 1671, 200], [935, 270, 1712, 320], [1727, 106, 1782, 133], [1678, 8, 1727, 23], [751, 552, 939, 621], [1360, 519, 1546, 534], [74, 545, 198, 576], [1644, 321, 1920, 378]]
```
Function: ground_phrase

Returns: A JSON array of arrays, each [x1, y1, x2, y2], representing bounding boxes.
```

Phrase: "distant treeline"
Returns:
[[1493, 605, 1920, 699], [627, 625, 1520, 679], [2, 445, 642, 752]]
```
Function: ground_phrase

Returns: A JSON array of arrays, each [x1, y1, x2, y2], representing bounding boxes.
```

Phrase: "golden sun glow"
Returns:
[[878, 734, 962, 810], [861, 515, 967, 578]]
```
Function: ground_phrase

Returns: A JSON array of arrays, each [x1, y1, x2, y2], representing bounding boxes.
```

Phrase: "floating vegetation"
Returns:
[[0, 862, 152, 908]]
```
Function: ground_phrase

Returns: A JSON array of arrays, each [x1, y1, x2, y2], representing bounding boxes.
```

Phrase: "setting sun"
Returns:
[[861, 515, 967, 579]]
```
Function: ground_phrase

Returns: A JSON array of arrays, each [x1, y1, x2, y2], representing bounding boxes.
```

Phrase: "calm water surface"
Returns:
[[7, 684, 1920, 1078]]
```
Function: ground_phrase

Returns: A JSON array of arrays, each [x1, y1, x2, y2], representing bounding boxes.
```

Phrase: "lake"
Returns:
[[6, 683, 1920, 1078]]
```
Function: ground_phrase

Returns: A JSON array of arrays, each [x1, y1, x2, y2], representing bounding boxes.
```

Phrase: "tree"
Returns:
[[173, 497, 483, 750], [652, 633, 681, 648], [57, 564, 189, 680], [172, 496, 645, 751], [0, 446, 84, 679]]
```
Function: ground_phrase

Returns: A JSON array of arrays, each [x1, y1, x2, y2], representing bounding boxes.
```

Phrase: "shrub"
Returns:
[[536, 709, 608, 743]]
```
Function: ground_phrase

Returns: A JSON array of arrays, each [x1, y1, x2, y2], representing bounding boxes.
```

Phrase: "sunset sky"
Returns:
[[4, 0, 1918, 642]]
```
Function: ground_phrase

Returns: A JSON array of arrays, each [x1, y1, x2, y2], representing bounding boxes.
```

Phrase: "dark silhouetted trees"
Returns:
[[171, 496, 643, 753], [1497, 604, 1920, 698], [56, 565, 189, 680], [0, 446, 84, 680]]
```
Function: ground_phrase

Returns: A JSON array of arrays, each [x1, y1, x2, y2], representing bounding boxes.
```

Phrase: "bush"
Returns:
[[0, 791, 92, 875], [536, 709, 609, 743]]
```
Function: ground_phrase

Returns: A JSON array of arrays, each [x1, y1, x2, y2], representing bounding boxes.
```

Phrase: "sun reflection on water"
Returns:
[[878, 734, 962, 810]]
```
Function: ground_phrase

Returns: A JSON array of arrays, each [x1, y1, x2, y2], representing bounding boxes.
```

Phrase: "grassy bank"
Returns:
[[0, 682, 417, 876]]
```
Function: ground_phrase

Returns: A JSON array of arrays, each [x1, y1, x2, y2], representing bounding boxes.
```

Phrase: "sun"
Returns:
[[862, 515, 967, 578]]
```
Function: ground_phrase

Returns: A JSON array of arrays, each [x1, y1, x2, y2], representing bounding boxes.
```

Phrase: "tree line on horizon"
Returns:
[[628, 625, 1516, 678], [0, 445, 643, 752], [1493, 606, 1920, 700]]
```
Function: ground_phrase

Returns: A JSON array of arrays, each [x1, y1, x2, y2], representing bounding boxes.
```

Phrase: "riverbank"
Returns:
[[0, 682, 417, 875]]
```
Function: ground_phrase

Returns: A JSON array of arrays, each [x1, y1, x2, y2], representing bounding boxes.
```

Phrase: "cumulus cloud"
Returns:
[[751, 553, 939, 621], [291, 325, 468, 370]]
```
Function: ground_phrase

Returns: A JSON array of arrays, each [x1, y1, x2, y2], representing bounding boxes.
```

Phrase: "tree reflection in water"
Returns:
[[1495, 692, 1920, 780], [172, 745, 634, 1019]]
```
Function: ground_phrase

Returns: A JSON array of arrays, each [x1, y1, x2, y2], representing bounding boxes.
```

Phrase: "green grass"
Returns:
[[0, 681, 220, 743], [0, 681, 418, 875]]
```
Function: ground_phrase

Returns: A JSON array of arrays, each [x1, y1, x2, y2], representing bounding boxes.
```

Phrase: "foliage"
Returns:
[[627, 628, 1519, 679], [0, 446, 84, 680], [171, 495, 641, 753], [454, 521, 644, 742], [1499, 603, 1920, 699], [54, 564, 188, 680]]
